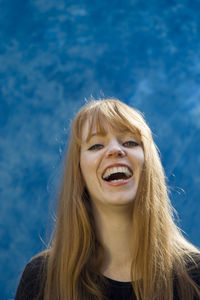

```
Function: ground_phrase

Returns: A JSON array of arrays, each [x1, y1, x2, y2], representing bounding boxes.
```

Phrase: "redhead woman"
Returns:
[[15, 99, 200, 300]]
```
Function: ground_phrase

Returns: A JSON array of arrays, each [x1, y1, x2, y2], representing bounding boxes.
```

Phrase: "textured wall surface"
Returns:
[[0, 0, 200, 298]]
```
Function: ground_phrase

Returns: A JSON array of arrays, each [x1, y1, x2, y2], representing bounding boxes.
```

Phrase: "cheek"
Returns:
[[132, 149, 144, 175], [80, 153, 95, 184], [81, 151, 100, 169], [80, 160, 94, 193]]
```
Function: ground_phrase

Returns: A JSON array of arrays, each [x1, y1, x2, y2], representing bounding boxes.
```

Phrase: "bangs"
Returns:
[[76, 100, 142, 144]]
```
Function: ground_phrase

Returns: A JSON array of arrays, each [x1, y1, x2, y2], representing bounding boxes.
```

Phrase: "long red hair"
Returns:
[[41, 99, 200, 300]]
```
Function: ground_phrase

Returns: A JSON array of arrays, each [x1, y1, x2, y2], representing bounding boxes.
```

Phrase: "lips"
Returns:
[[102, 164, 133, 182]]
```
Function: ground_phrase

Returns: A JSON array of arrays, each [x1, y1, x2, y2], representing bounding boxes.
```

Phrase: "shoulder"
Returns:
[[15, 252, 48, 300]]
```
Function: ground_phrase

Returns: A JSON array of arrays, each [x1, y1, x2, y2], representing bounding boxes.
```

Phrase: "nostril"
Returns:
[[107, 148, 126, 157], [118, 149, 125, 157]]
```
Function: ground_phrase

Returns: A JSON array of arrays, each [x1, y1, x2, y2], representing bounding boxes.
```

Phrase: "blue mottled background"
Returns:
[[1, 0, 200, 298]]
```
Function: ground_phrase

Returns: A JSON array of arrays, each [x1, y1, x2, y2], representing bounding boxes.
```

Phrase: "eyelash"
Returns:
[[88, 144, 104, 151], [88, 141, 139, 151], [123, 140, 139, 147]]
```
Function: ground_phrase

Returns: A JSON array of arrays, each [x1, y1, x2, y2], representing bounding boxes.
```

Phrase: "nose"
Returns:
[[106, 140, 126, 158]]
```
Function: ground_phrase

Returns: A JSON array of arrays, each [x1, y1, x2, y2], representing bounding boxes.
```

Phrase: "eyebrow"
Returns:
[[86, 132, 106, 143]]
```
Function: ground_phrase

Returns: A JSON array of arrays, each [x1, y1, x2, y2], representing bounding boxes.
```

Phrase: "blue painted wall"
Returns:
[[0, 0, 200, 298]]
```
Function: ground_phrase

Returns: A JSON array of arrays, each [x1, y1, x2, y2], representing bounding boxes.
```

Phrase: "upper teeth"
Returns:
[[102, 166, 132, 179]]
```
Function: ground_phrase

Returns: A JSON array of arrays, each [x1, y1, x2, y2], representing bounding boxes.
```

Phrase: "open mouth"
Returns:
[[102, 166, 133, 183]]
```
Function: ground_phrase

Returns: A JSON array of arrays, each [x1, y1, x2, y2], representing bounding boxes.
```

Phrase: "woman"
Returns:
[[15, 98, 200, 300]]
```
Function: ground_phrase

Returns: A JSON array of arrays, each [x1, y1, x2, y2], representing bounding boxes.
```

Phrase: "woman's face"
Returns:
[[80, 120, 144, 208]]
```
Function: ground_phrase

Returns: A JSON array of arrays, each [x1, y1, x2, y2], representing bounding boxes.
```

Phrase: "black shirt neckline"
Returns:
[[103, 275, 132, 287]]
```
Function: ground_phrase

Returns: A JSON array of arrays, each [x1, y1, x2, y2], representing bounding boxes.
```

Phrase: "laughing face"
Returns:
[[80, 120, 144, 208]]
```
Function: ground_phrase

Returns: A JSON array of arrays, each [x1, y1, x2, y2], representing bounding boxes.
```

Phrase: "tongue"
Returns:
[[107, 172, 127, 181]]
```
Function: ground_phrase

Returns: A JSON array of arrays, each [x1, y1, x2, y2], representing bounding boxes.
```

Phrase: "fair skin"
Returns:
[[80, 121, 144, 281]]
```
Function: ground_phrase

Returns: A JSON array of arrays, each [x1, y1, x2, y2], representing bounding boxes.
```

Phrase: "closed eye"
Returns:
[[88, 144, 104, 151], [123, 140, 139, 147]]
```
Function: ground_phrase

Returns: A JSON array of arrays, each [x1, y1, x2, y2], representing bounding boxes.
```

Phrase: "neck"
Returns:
[[92, 202, 134, 281]]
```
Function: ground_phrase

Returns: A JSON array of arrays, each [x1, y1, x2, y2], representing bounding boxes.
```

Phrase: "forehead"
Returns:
[[81, 119, 140, 143]]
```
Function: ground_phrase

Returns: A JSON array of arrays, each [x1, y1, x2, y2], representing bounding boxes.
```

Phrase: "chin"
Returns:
[[106, 197, 135, 206]]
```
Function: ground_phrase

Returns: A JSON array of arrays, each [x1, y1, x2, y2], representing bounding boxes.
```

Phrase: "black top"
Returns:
[[15, 255, 200, 300], [104, 277, 136, 300]]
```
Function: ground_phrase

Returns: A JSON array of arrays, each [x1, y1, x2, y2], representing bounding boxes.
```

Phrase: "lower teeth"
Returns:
[[110, 179, 125, 182]]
